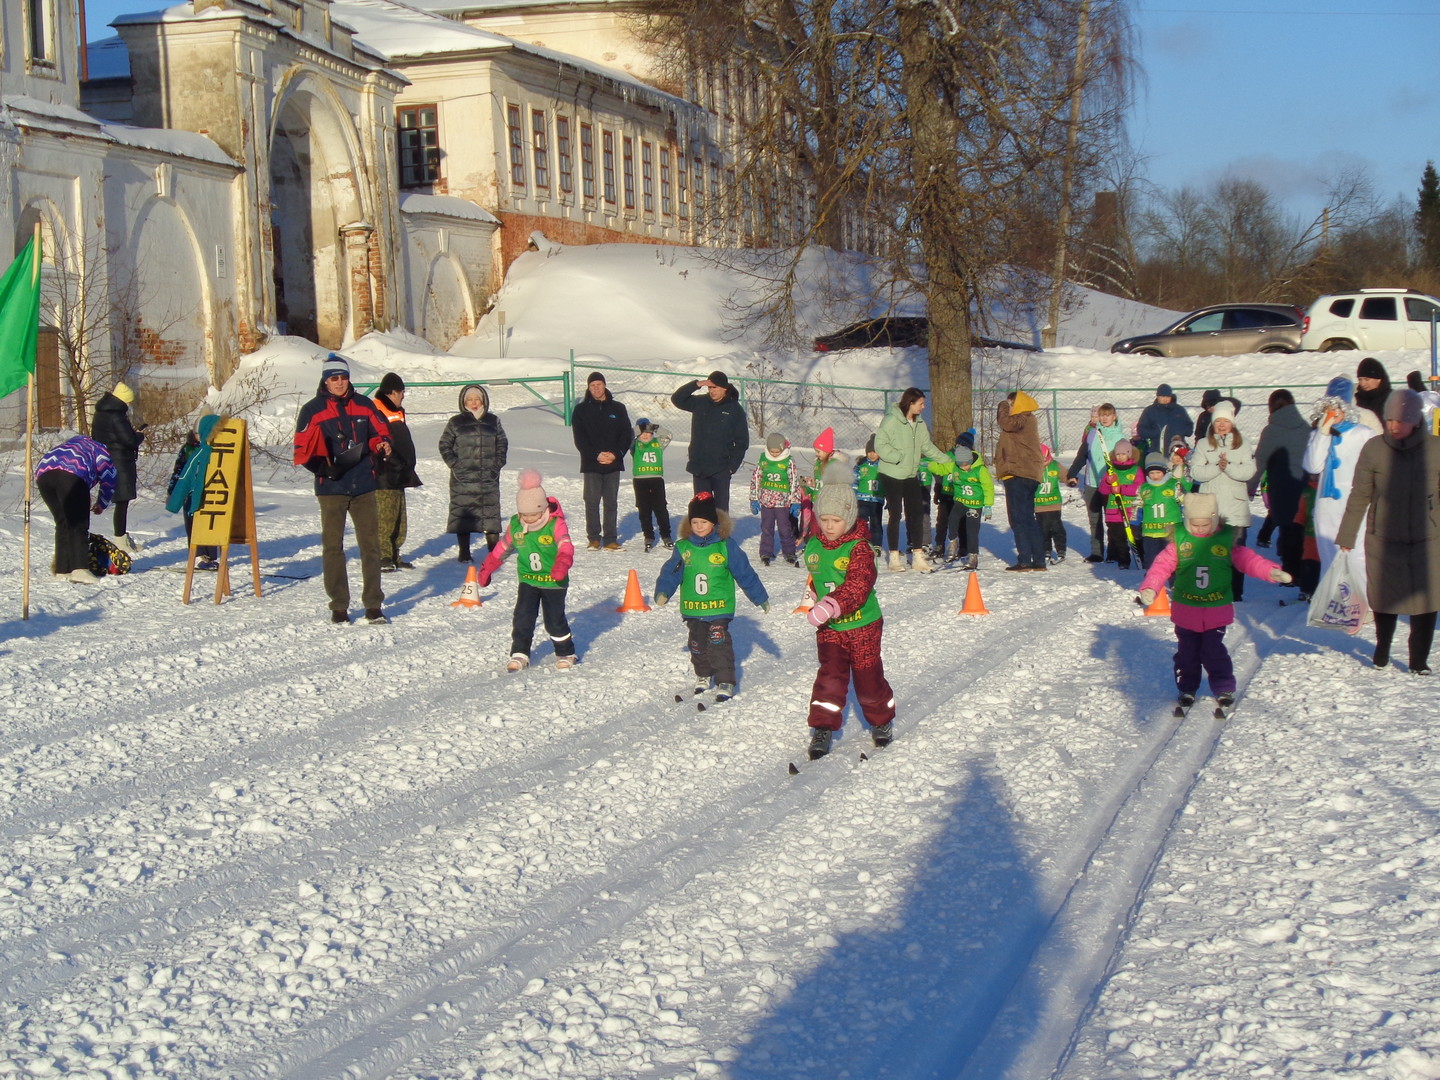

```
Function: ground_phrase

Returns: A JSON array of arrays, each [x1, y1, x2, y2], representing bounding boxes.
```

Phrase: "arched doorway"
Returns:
[[268, 79, 367, 349]]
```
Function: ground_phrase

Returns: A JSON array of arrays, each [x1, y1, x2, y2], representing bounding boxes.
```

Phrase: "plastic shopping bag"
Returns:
[[1307, 549, 1369, 635]]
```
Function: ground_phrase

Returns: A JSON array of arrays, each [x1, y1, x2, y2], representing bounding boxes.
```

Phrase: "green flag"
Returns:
[[0, 235, 41, 400]]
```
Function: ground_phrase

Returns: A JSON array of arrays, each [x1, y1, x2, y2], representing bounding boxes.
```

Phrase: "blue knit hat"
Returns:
[[1325, 376, 1354, 403]]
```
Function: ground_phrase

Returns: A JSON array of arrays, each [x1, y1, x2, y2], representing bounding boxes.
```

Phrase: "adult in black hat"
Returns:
[[571, 364, 631, 550], [372, 372, 422, 571], [1137, 383, 1191, 461], [293, 352, 394, 624], [1353, 356, 1392, 430], [670, 369, 750, 513]]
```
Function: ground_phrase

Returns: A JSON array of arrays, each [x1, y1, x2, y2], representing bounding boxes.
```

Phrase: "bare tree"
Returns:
[[633, 0, 1135, 443]]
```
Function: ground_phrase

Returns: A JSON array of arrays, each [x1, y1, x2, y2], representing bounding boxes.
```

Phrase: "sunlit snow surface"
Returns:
[[3, 243, 1438, 1079]]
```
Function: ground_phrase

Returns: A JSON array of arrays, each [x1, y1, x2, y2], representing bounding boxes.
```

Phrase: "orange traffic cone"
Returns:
[[1143, 587, 1171, 617], [792, 575, 816, 614], [958, 572, 990, 616], [452, 565, 482, 608], [617, 568, 651, 613]]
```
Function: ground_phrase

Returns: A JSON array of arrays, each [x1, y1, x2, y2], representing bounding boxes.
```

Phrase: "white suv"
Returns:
[[1300, 288, 1440, 351]]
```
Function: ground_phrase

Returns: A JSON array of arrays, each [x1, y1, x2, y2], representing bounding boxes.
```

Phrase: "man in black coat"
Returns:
[[571, 370, 631, 550], [670, 370, 749, 513], [1136, 384, 1192, 460]]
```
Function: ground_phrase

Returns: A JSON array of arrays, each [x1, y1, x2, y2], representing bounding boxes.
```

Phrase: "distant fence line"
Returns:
[[564, 360, 1332, 465]]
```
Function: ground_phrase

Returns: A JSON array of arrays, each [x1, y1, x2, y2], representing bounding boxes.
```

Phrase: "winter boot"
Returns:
[[944, 539, 960, 563], [964, 554, 979, 572], [364, 608, 389, 624], [911, 548, 933, 573], [555, 655, 575, 670], [871, 721, 893, 748], [1216, 692, 1235, 709], [888, 550, 907, 573], [1177, 692, 1196, 708], [692, 678, 710, 697], [807, 727, 834, 761], [714, 682, 736, 703], [506, 655, 530, 673]]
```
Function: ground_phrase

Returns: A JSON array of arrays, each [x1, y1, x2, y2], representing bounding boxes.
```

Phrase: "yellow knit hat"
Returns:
[[112, 382, 135, 404], [1010, 389, 1039, 415]]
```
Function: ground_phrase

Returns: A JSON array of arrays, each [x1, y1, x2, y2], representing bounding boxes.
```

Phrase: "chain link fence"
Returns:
[[569, 359, 1332, 468]]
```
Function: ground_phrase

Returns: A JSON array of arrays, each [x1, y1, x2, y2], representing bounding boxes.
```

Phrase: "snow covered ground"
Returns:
[[3, 243, 1439, 1079]]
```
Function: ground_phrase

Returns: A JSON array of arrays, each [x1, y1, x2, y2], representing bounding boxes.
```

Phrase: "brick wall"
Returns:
[[496, 212, 680, 272]]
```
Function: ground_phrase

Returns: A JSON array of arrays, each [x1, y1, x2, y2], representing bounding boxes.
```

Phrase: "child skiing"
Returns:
[[854, 437, 884, 555], [1139, 492, 1290, 712], [654, 492, 770, 703], [749, 431, 802, 566], [1138, 452, 1184, 569], [631, 417, 674, 552], [1035, 444, 1066, 564], [1098, 438, 1142, 569], [477, 470, 578, 671], [802, 460, 896, 761], [940, 432, 993, 570]]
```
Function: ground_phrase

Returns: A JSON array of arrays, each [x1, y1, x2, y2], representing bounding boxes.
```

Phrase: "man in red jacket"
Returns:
[[293, 353, 393, 624]]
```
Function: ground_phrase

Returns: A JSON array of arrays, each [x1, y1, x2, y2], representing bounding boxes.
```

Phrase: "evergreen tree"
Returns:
[[1417, 161, 1440, 273]]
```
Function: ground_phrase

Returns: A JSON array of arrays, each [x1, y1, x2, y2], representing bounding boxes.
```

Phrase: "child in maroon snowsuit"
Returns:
[[802, 460, 895, 761]]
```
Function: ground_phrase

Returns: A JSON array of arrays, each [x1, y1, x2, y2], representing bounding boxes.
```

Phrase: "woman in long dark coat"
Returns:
[[1336, 389, 1440, 674], [439, 384, 507, 562], [91, 382, 145, 551]]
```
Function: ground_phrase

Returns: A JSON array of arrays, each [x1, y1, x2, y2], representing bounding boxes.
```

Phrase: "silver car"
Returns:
[[1111, 303, 1304, 357]]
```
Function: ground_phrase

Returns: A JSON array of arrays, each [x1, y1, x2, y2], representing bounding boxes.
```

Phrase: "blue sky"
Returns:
[[1131, 2, 1438, 222], [82, 0, 1438, 224]]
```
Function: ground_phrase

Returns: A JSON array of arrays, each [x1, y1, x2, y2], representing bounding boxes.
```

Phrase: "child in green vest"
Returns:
[[631, 418, 673, 552], [654, 492, 770, 703], [940, 432, 994, 570], [1138, 492, 1290, 709], [749, 431, 802, 565], [1035, 443, 1066, 564], [802, 460, 895, 761], [1138, 452, 1183, 569], [854, 436, 884, 554], [477, 470, 578, 672]]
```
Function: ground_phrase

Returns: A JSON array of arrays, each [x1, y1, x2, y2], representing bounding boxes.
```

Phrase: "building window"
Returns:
[[677, 152, 689, 220], [580, 123, 596, 201], [694, 156, 705, 215], [396, 104, 440, 188], [623, 136, 636, 210], [641, 141, 654, 214], [557, 115, 573, 195], [507, 104, 525, 188], [602, 130, 617, 205], [532, 109, 550, 190], [660, 147, 673, 217], [27, 0, 54, 64]]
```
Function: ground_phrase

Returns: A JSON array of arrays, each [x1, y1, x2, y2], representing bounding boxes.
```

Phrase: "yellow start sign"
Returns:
[[184, 418, 262, 604], [192, 419, 252, 546]]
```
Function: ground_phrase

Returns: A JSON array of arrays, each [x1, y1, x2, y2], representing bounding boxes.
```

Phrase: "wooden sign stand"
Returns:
[[184, 418, 263, 605]]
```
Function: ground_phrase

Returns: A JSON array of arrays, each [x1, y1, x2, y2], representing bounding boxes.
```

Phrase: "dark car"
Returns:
[[1110, 303, 1304, 358], [812, 316, 1040, 353]]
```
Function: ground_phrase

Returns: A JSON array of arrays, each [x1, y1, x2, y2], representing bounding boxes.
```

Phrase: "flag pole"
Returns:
[[21, 221, 40, 621]]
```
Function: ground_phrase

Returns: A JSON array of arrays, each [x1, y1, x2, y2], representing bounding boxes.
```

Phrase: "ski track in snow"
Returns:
[[4, 380, 1438, 1080]]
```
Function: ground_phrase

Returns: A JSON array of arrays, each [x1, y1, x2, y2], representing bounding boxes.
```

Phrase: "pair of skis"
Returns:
[[1174, 694, 1236, 720]]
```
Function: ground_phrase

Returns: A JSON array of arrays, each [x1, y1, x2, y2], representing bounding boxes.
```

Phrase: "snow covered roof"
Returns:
[[404, 0, 633, 13], [1, 92, 235, 165], [329, 0, 696, 112], [400, 192, 501, 224]]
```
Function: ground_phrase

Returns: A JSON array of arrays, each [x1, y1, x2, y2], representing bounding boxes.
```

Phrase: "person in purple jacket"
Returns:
[[34, 435, 117, 582]]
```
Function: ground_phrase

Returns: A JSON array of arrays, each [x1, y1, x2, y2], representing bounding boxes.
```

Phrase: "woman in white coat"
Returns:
[[1303, 376, 1377, 593], [1187, 399, 1258, 599]]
